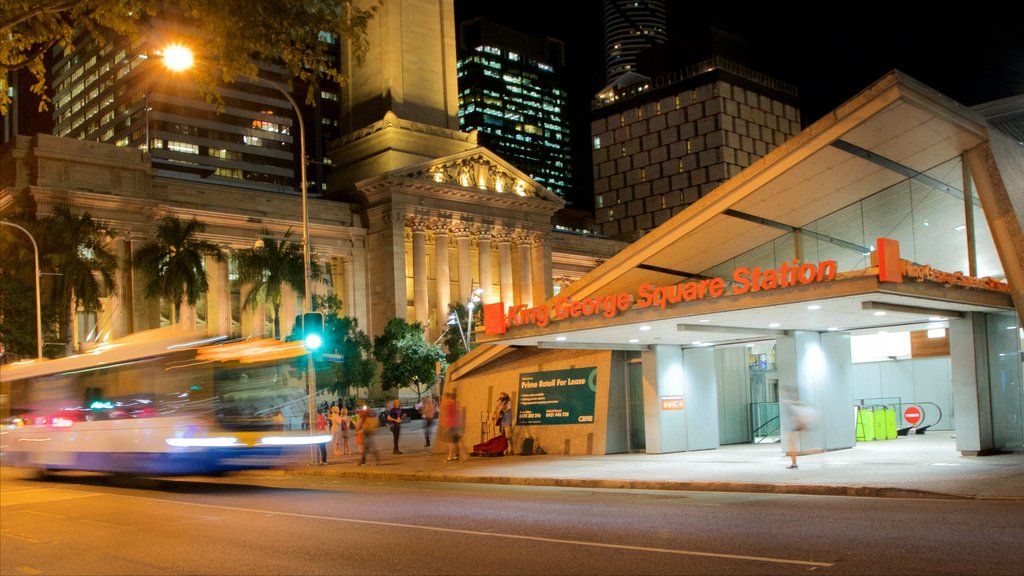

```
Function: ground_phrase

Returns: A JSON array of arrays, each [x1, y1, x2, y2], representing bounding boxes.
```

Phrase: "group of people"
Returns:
[[312, 395, 442, 466]]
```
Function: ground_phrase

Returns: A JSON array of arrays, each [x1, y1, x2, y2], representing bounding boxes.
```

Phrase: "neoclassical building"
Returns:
[[0, 0, 625, 355]]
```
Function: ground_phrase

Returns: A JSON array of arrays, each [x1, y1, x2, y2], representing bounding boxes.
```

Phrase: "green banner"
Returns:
[[517, 367, 597, 425]]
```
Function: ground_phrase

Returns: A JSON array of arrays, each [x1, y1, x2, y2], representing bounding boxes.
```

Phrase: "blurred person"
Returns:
[[339, 407, 352, 455], [785, 398, 813, 469], [386, 399, 404, 454], [440, 392, 462, 462], [421, 394, 437, 447], [330, 406, 343, 456], [356, 406, 381, 466]]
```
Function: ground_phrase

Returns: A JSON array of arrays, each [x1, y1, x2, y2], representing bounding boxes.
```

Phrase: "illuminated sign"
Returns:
[[874, 238, 1008, 292], [485, 259, 837, 334], [661, 396, 685, 411]]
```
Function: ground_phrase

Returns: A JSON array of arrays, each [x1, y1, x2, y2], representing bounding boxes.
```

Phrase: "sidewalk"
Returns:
[[294, 421, 1024, 501]]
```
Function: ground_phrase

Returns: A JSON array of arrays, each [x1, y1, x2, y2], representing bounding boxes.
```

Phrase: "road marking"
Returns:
[[122, 494, 833, 568], [0, 488, 101, 507]]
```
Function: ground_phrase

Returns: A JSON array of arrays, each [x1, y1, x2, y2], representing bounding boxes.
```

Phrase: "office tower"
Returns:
[[456, 18, 574, 204], [603, 0, 667, 84], [49, 17, 340, 195], [592, 25, 800, 240]]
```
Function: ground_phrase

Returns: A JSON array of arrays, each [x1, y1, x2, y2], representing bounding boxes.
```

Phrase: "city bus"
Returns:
[[0, 327, 329, 476]]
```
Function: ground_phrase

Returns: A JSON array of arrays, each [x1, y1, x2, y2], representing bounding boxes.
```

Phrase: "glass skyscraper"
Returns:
[[456, 18, 573, 204]]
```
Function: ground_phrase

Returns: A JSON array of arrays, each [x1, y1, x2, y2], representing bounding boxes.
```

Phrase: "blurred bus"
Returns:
[[0, 327, 329, 476]]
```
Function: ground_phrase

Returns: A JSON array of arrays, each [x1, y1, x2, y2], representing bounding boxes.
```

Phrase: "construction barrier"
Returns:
[[856, 407, 875, 441]]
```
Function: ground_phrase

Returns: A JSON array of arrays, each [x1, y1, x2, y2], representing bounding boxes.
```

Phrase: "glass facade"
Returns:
[[457, 34, 573, 203]]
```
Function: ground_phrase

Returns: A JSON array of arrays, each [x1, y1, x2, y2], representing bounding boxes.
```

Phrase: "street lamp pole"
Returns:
[[160, 45, 318, 457], [256, 79, 317, 458], [465, 288, 483, 350], [1, 221, 43, 359]]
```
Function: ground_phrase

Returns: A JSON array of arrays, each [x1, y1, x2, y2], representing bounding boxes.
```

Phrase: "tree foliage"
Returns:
[[39, 203, 118, 355], [0, 0, 378, 114], [372, 317, 446, 397], [314, 295, 376, 399], [134, 215, 224, 324], [442, 301, 482, 363], [232, 228, 314, 339]]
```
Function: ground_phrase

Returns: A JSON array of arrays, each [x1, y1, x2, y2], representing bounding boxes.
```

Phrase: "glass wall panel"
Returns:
[[987, 313, 1023, 452]]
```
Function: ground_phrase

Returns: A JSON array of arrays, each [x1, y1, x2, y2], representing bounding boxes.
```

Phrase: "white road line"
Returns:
[[121, 494, 834, 568]]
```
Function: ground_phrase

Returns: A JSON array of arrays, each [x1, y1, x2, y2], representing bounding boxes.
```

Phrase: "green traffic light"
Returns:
[[304, 333, 323, 350]]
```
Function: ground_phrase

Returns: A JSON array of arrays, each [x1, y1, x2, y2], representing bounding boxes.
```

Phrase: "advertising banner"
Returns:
[[517, 367, 597, 425]]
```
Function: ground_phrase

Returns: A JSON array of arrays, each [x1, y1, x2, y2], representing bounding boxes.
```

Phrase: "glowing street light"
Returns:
[[159, 45, 317, 458], [447, 311, 467, 351]]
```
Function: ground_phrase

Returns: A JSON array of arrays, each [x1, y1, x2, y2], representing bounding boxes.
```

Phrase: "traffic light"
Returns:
[[302, 312, 324, 351]]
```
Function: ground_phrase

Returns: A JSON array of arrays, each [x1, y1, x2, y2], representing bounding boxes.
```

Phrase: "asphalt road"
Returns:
[[2, 467, 1023, 575]]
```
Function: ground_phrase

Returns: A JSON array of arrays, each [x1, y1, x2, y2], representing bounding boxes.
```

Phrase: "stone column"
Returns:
[[433, 223, 451, 331], [455, 226, 473, 302], [496, 232, 514, 306], [205, 252, 231, 336], [411, 219, 429, 324], [477, 231, 493, 303], [517, 234, 533, 308], [531, 233, 552, 303]]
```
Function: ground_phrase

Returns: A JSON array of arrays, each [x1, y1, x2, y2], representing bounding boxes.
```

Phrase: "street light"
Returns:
[[159, 45, 317, 455], [447, 311, 468, 351], [1, 221, 43, 359], [465, 288, 484, 350]]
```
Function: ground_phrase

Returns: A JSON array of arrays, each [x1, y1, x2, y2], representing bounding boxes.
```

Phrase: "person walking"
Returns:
[[386, 399, 404, 455], [440, 392, 462, 462], [786, 398, 812, 469], [356, 406, 381, 466], [421, 394, 436, 447], [330, 406, 343, 456]]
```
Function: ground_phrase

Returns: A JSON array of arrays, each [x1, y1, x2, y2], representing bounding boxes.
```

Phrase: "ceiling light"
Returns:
[[555, 336, 567, 341], [807, 305, 821, 311], [628, 338, 639, 343], [827, 327, 839, 331], [928, 316, 947, 321], [692, 341, 701, 345], [769, 322, 781, 328], [873, 311, 886, 316], [954, 225, 966, 231], [638, 325, 651, 331], [698, 319, 710, 323]]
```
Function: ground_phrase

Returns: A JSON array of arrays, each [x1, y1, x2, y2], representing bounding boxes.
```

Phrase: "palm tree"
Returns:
[[39, 203, 118, 355], [134, 215, 224, 326], [232, 228, 315, 338]]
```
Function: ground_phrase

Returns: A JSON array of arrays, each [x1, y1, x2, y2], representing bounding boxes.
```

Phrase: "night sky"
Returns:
[[455, 1, 1024, 209]]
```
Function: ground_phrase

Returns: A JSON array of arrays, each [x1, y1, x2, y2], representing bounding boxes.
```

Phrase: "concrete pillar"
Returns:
[[206, 254, 231, 336], [530, 233, 551, 303], [497, 233, 514, 306], [434, 225, 450, 333], [456, 227, 473, 302], [517, 235, 533, 308], [411, 220, 428, 324], [477, 232, 493, 303], [950, 313, 995, 454]]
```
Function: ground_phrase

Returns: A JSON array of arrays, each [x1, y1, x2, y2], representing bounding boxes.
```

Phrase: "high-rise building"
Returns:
[[592, 22, 800, 240], [456, 18, 574, 204], [603, 0, 667, 84], [49, 17, 340, 195]]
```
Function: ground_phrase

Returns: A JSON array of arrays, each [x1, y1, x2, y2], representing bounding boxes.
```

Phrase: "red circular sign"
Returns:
[[904, 406, 923, 426]]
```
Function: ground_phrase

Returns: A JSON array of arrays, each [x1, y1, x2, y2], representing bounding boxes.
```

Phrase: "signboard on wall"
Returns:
[[517, 367, 598, 425]]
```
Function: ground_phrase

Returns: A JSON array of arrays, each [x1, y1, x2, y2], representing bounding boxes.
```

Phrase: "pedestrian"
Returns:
[[356, 405, 381, 466], [786, 398, 812, 469], [386, 398, 404, 454], [440, 391, 462, 462], [330, 406, 343, 456], [316, 409, 329, 465], [421, 394, 437, 447], [339, 406, 352, 455]]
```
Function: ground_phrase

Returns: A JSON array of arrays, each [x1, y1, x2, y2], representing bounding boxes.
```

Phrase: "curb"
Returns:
[[286, 465, 974, 500]]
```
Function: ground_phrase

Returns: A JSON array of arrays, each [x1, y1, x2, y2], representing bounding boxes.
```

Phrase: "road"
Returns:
[[2, 466, 1022, 575]]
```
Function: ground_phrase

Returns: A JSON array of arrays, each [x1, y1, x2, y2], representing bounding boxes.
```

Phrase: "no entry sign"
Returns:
[[904, 406, 923, 426]]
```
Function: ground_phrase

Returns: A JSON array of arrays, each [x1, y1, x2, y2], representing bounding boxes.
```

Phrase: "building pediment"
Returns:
[[385, 148, 567, 208]]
